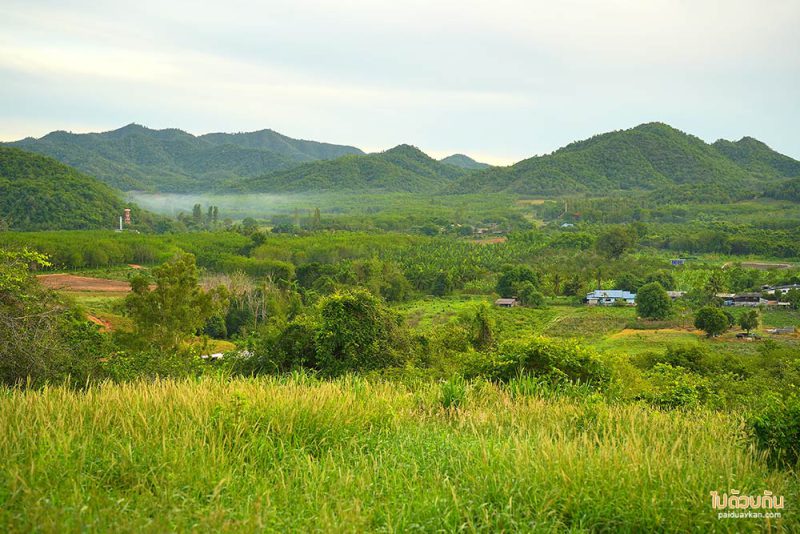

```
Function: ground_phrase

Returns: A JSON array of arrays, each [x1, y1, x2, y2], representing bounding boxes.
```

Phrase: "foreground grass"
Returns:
[[1, 376, 797, 532]]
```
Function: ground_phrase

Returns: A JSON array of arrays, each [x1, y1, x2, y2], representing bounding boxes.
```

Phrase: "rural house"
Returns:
[[729, 293, 768, 307], [494, 298, 518, 308], [585, 290, 636, 306]]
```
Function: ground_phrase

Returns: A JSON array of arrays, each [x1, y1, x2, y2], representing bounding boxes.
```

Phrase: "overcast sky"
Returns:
[[1, 0, 798, 164]]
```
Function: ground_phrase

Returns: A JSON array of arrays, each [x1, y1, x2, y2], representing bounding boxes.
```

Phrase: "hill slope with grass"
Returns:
[[0, 147, 136, 230], [235, 144, 469, 193], [450, 123, 797, 198], [4, 124, 364, 192]]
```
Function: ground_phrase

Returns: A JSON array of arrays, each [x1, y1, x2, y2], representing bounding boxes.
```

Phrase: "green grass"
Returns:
[[0, 376, 796, 532]]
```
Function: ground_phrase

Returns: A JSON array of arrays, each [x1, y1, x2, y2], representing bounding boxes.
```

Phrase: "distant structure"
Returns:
[[494, 298, 518, 308], [585, 290, 636, 306], [671, 259, 686, 266], [124, 208, 131, 225]]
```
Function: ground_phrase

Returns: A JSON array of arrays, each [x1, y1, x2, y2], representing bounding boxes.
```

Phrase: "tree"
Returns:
[[471, 302, 495, 350], [782, 289, 800, 310], [314, 289, 409, 374], [739, 309, 760, 333], [694, 306, 729, 338], [637, 282, 672, 320], [517, 282, 545, 307], [595, 226, 636, 258], [496, 265, 538, 298], [432, 271, 454, 296], [124, 253, 227, 349]]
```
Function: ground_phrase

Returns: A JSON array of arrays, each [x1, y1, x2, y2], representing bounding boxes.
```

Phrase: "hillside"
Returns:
[[0, 147, 134, 230], [713, 137, 800, 179], [235, 144, 468, 193], [4, 125, 364, 192], [450, 123, 796, 197], [440, 153, 491, 170]]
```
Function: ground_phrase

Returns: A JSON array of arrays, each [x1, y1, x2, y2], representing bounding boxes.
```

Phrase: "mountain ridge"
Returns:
[[3, 124, 364, 192]]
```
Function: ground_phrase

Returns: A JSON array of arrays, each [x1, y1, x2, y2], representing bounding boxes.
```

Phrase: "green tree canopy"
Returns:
[[694, 306, 729, 338], [124, 253, 227, 349], [636, 282, 672, 320]]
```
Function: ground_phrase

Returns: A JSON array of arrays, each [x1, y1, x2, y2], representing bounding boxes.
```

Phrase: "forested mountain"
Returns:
[[440, 154, 491, 170], [712, 137, 800, 179], [0, 147, 135, 230], [200, 129, 362, 161], [235, 144, 468, 193], [4, 124, 364, 192], [449, 123, 798, 198]]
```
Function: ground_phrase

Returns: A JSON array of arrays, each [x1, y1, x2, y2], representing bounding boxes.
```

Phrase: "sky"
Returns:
[[1, 0, 798, 165]]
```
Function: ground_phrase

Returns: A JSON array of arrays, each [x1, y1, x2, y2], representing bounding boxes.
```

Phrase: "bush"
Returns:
[[749, 395, 800, 468], [640, 363, 708, 410], [315, 289, 410, 375], [440, 375, 468, 410], [479, 336, 610, 387]]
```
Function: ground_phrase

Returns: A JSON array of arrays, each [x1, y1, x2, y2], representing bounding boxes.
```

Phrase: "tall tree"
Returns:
[[125, 253, 227, 349]]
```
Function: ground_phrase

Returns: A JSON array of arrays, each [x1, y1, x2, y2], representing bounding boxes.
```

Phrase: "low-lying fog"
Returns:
[[126, 192, 332, 220]]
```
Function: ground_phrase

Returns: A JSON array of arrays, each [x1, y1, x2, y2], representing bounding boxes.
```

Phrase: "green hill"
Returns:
[[440, 154, 491, 170], [713, 137, 800, 179], [4, 125, 364, 193], [236, 144, 468, 193], [450, 123, 794, 197], [0, 147, 139, 230]]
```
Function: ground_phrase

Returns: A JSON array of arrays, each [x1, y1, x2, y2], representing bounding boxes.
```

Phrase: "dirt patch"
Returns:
[[87, 315, 113, 332], [128, 264, 144, 270], [609, 328, 702, 339], [37, 274, 131, 293]]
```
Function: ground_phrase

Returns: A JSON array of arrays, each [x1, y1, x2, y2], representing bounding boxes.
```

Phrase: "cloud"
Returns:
[[1, 0, 798, 160]]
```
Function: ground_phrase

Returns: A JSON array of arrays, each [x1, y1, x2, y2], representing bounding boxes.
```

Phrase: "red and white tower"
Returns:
[[123, 208, 131, 225]]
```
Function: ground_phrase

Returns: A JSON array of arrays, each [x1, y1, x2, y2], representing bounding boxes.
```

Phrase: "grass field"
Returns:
[[1, 375, 796, 532]]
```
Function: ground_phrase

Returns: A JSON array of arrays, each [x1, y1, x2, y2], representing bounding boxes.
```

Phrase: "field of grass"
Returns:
[[1, 375, 796, 532]]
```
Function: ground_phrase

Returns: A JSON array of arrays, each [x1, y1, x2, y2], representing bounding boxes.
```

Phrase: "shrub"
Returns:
[[440, 375, 468, 410], [481, 336, 610, 387], [641, 363, 708, 410], [749, 395, 800, 468], [315, 289, 410, 375]]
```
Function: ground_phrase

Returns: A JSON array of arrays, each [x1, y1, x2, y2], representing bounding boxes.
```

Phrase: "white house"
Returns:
[[585, 290, 636, 306]]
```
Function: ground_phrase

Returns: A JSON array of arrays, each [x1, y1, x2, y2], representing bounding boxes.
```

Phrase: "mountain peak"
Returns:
[[440, 153, 490, 170]]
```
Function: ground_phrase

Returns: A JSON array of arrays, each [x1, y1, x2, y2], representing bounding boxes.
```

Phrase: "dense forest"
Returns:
[[450, 123, 798, 197], [0, 147, 158, 231], [3, 124, 363, 192], [235, 144, 470, 193]]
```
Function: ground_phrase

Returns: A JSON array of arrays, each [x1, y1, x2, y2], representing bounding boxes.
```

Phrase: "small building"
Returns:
[[766, 327, 795, 335], [730, 293, 768, 307], [666, 291, 686, 300], [671, 259, 686, 266], [494, 298, 518, 308], [585, 290, 636, 306], [765, 284, 800, 295], [560, 223, 575, 228]]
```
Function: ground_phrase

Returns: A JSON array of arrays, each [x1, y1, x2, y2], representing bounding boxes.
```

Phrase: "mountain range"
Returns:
[[235, 144, 470, 193], [449, 123, 799, 197], [3, 122, 799, 199], [3, 124, 364, 192]]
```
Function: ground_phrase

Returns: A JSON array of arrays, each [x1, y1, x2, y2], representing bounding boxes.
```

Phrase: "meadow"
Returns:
[[1, 375, 797, 533]]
